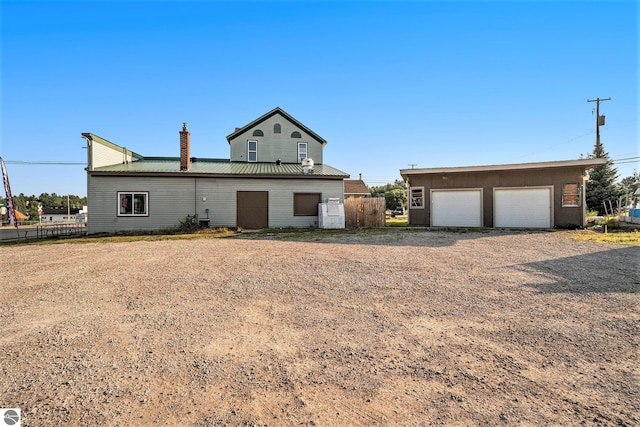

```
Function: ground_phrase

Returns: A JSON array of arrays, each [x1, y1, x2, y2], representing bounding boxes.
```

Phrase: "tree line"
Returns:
[[1, 193, 87, 220]]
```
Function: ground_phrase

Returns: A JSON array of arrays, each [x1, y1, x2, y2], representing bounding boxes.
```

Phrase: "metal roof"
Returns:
[[400, 158, 608, 177], [92, 158, 349, 178]]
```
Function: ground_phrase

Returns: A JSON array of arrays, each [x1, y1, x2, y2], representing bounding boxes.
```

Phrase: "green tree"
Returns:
[[370, 179, 407, 211], [585, 140, 623, 215]]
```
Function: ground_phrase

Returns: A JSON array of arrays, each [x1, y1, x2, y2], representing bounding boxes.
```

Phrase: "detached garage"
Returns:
[[400, 159, 606, 229]]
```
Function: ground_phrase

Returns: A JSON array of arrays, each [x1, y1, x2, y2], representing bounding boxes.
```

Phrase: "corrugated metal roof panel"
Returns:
[[93, 159, 349, 177]]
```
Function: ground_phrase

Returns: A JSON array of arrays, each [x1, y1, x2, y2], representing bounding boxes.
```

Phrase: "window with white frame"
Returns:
[[410, 187, 424, 209], [118, 192, 148, 216], [248, 140, 257, 162], [562, 183, 580, 207], [298, 142, 308, 163]]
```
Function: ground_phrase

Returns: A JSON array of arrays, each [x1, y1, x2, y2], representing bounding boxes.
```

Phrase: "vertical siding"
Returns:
[[88, 175, 344, 233], [229, 113, 323, 163]]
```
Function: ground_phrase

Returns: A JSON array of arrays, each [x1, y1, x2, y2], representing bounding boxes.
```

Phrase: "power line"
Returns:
[[3, 160, 84, 165], [510, 130, 595, 161]]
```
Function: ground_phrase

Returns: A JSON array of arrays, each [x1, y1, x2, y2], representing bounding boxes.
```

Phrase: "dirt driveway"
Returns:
[[1, 229, 638, 426]]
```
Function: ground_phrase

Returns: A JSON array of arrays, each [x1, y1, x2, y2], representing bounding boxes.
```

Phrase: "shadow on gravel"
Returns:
[[519, 246, 640, 294], [238, 228, 526, 248]]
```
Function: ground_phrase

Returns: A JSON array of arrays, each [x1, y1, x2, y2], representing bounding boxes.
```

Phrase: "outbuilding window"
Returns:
[[562, 183, 580, 207], [118, 192, 148, 216], [410, 187, 424, 209], [294, 193, 321, 216]]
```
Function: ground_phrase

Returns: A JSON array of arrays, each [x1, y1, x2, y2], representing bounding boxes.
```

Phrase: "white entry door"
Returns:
[[431, 189, 483, 227], [494, 187, 552, 228]]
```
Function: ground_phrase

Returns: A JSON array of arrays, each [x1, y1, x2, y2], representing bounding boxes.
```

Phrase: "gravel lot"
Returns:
[[1, 229, 638, 426]]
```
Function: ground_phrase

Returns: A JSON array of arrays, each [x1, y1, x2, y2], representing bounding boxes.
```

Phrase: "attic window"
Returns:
[[291, 131, 302, 138], [274, 123, 281, 134], [252, 129, 264, 137]]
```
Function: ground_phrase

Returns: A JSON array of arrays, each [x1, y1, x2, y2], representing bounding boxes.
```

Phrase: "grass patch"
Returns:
[[385, 218, 409, 227], [566, 229, 640, 245]]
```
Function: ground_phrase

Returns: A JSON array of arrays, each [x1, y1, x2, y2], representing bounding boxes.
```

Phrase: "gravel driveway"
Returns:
[[1, 229, 638, 426]]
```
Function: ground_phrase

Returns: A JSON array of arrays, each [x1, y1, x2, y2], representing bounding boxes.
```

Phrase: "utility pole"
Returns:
[[587, 97, 611, 150]]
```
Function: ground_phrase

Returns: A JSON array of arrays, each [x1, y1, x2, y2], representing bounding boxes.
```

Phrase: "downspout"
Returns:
[[81, 133, 92, 233]]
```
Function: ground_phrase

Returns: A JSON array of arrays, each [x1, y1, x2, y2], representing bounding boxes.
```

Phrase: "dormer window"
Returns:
[[252, 129, 264, 137], [291, 131, 302, 138], [274, 123, 281, 134]]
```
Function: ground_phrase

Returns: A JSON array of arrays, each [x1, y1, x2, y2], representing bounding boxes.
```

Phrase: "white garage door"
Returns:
[[494, 187, 552, 228], [431, 189, 482, 227]]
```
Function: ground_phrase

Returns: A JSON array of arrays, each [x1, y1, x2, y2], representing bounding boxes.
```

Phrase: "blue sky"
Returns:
[[1, 0, 637, 197]]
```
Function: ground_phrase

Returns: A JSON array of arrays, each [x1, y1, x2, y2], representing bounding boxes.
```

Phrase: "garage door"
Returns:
[[237, 191, 268, 229], [494, 187, 552, 228], [431, 189, 482, 227]]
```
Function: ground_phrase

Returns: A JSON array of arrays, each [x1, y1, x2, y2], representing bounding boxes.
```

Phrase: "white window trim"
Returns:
[[298, 142, 308, 163], [248, 140, 258, 162], [410, 186, 425, 209], [117, 192, 149, 217]]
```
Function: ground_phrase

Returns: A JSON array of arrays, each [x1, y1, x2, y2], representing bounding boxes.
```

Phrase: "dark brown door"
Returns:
[[237, 191, 268, 229]]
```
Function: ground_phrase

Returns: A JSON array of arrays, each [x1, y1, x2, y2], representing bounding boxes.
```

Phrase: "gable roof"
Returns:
[[344, 179, 370, 195], [226, 107, 327, 146]]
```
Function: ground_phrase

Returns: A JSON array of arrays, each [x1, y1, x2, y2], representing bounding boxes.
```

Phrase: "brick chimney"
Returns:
[[180, 122, 190, 171]]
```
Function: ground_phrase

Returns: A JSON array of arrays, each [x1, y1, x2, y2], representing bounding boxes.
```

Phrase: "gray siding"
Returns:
[[88, 175, 343, 233], [229, 113, 323, 163]]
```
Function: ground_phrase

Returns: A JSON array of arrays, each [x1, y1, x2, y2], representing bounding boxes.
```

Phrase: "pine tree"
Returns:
[[585, 140, 622, 215]]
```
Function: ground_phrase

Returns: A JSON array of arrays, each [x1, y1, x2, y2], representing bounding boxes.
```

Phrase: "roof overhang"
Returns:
[[400, 158, 607, 180], [88, 170, 347, 180]]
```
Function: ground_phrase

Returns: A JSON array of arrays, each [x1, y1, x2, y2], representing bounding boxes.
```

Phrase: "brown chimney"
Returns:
[[180, 122, 190, 171]]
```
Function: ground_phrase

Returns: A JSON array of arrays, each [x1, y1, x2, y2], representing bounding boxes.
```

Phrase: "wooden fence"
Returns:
[[344, 197, 386, 228]]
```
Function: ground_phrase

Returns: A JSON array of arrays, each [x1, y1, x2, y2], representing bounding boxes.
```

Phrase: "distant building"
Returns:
[[41, 207, 81, 223], [344, 178, 370, 198]]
